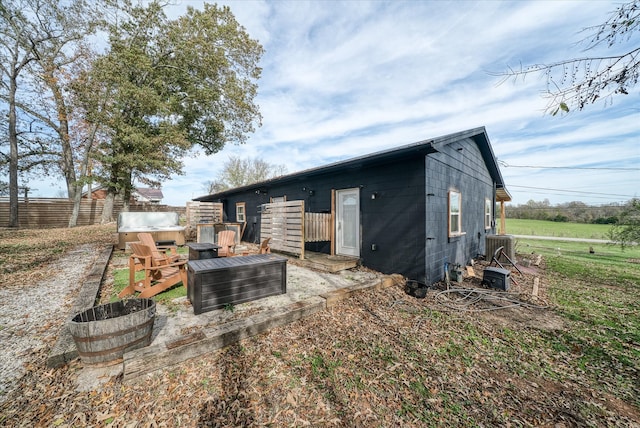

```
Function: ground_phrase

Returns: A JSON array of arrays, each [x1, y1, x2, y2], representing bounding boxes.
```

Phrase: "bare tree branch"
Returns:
[[494, 0, 640, 114]]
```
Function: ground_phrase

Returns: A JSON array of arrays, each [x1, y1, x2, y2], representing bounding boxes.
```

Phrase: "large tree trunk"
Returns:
[[8, 61, 20, 228], [122, 169, 132, 212], [69, 187, 84, 227], [101, 190, 116, 224], [68, 124, 98, 227], [46, 66, 77, 200]]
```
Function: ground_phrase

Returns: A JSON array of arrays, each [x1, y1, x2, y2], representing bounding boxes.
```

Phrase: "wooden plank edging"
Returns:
[[123, 275, 403, 383], [121, 273, 403, 382], [122, 296, 326, 382]]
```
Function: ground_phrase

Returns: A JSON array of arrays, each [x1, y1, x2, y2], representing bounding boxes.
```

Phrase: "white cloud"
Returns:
[[24, 1, 639, 208]]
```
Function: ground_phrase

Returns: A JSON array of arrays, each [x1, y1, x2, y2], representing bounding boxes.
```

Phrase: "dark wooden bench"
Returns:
[[187, 254, 287, 315]]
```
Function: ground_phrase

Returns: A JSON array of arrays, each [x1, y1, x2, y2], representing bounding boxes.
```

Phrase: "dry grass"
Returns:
[[0, 226, 638, 426], [0, 224, 117, 287]]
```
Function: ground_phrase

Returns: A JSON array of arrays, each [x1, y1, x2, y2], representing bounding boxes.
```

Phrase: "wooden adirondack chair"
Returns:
[[119, 242, 187, 299], [217, 230, 236, 257], [259, 237, 271, 254], [137, 232, 180, 266]]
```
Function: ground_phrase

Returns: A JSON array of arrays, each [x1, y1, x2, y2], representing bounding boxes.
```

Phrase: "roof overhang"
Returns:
[[194, 139, 439, 201], [194, 127, 511, 202], [496, 187, 512, 202]]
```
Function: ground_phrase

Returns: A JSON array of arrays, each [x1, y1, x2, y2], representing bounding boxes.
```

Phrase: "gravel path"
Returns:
[[0, 244, 100, 403], [1, 244, 386, 397]]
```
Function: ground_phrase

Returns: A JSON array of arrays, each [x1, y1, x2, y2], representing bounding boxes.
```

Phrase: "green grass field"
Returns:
[[515, 235, 640, 408], [506, 218, 613, 240]]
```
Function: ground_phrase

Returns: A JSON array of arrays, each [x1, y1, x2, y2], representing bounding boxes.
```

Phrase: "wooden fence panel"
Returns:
[[260, 200, 305, 259], [260, 201, 333, 258], [304, 212, 332, 242], [185, 201, 223, 240], [0, 198, 185, 229]]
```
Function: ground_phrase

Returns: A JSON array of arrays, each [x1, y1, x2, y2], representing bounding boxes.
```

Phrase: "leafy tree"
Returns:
[[0, 0, 46, 227], [0, 0, 100, 227], [609, 198, 640, 247], [204, 156, 288, 194], [87, 1, 263, 221], [498, 0, 640, 114]]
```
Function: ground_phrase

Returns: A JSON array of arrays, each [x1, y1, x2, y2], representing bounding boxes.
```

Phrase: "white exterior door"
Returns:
[[336, 188, 360, 257]]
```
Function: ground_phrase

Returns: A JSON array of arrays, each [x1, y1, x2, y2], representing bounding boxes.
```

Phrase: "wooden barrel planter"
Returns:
[[68, 298, 156, 366]]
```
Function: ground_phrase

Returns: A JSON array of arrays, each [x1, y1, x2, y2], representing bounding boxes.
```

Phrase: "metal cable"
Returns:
[[433, 287, 549, 312]]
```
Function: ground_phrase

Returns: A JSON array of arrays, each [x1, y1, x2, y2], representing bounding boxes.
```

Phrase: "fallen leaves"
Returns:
[[0, 224, 117, 287], [1, 225, 639, 426]]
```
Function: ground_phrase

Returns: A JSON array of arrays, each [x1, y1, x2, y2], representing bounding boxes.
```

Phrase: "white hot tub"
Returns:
[[117, 212, 185, 250]]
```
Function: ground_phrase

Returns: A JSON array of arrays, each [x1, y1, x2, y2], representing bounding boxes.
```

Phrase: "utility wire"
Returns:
[[433, 287, 549, 312], [498, 161, 639, 171], [508, 185, 636, 199]]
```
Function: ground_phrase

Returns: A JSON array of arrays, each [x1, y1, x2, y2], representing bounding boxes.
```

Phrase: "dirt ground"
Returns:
[[0, 226, 638, 427]]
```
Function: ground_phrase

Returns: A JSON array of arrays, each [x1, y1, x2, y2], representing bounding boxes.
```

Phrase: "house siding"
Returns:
[[210, 157, 428, 281], [424, 137, 495, 284], [197, 127, 505, 286], [359, 158, 426, 281]]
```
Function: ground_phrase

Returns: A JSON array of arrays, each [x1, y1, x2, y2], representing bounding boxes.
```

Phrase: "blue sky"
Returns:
[[33, 0, 640, 206]]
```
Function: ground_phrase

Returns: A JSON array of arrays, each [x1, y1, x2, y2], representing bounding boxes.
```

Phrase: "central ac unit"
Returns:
[[486, 234, 516, 263]]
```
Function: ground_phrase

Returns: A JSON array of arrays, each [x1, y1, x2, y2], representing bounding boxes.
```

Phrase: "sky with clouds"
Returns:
[[32, 0, 640, 207]]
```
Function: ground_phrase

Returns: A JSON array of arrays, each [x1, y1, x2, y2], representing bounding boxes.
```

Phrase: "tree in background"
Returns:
[[498, 0, 640, 114], [204, 156, 287, 194], [87, 1, 264, 222], [608, 198, 640, 248], [506, 199, 627, 224], [0, 0, 100, 227]]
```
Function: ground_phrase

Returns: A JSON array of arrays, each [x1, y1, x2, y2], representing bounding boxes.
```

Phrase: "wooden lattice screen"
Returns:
[[260, 200, 332, 259]]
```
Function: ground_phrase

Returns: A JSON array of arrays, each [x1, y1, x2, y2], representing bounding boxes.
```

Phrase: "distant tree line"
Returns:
[[506, 199, 635, 224]]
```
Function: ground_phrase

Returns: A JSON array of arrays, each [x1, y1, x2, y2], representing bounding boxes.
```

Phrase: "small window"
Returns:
[[236, 202, 246, 222], [270, 196, 286, 203], [448, 190, 463, 236], [485, 198, 492, 229]]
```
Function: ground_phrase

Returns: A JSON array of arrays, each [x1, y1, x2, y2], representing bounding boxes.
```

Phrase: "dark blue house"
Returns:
[[194, 127, 511, 285]]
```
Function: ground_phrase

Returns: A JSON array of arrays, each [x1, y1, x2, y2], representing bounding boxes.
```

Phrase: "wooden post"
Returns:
[[330, 189, 335, 256], [500, 200, 506, 235], [300, 200, 305, 260]]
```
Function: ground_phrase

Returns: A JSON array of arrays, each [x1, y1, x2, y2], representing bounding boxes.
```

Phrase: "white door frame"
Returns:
[[335, 187, 360, 257]]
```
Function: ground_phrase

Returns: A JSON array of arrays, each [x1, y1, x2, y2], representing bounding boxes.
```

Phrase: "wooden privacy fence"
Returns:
[[260, 200, 332, 259], [0, 198, 185, 229], [185, 201, 223, 240], [305, 212, 332, 242]]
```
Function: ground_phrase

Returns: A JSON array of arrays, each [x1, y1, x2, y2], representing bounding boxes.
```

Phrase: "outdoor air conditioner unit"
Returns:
[[485, 234, 516, 263]]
